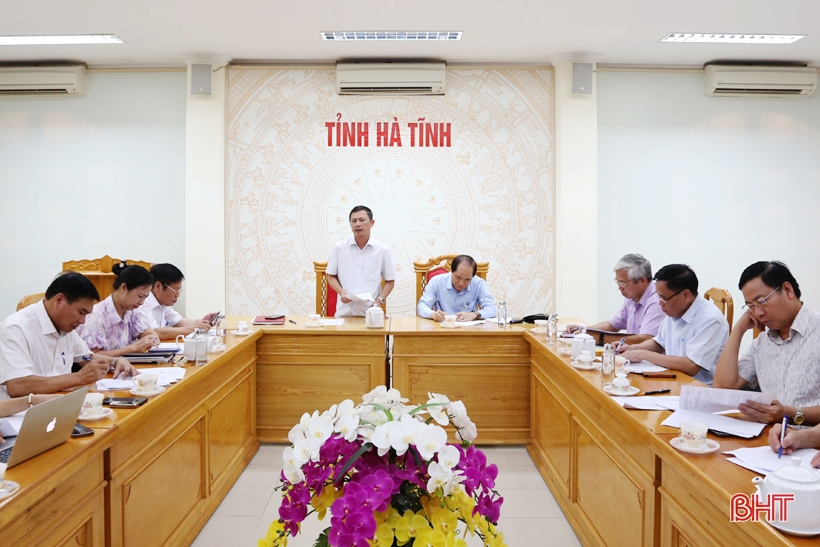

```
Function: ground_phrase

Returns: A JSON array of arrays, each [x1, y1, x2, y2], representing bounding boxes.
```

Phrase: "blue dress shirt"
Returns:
[[417, 274, 497, 319]]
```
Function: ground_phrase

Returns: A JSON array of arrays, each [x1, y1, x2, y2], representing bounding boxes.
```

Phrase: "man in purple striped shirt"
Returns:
[[567, 253, 664, 345]]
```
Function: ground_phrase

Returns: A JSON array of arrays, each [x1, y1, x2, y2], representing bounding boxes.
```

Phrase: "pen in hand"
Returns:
[[778, 414, 788, 458]]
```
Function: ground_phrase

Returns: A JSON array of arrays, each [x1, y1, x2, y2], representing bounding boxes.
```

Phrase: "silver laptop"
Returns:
[[0, 387, 87, 468]]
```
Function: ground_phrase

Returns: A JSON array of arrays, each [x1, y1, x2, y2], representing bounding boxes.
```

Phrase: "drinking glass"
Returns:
[[601, 343, 615, 389]]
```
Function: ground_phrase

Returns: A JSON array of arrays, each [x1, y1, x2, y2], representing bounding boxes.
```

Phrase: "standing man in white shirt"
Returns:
[[0, 272, 136, 399], [619, 264, 729, 386], [326, 205, 395, 317], [142, 263, 217, 339]]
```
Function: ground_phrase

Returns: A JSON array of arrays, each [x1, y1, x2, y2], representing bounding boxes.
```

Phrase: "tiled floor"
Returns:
[[191, 444, 581, 547]]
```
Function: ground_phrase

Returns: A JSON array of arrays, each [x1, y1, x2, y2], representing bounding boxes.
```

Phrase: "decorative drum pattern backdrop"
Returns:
[[226, 68, 555, 317]]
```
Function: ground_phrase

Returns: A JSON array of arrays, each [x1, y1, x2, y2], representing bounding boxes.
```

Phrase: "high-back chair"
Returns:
[[16, 292, 45, 311], [62, 255, 152, 301], [413, 255, 489, 307], [314, 261, 386, 317], [703, 287, 734, 333]]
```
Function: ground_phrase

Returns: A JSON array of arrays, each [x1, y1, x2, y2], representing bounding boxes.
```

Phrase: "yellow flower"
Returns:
[[453, 492, 476, 534], [415, 528, 447, 547], [311, 486, 341, 520], [448, 538, 468, 547], [385, 506, 401, 528], [431, 508, 458, 536], [371, 523, 395, 547], [395, 511, 433, 545], [482, 522, 507, 547], [258, 519, 288, 547]]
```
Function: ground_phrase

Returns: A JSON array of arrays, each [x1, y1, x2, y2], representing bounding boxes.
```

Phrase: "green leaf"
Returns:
[[334, 442, 372, 484], [364, 403, 394, 421], [407, 402, 448, 416], [313, 527, 330, 547]]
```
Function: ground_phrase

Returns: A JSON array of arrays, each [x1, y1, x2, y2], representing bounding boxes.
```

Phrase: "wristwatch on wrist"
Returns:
[[28, 393, 34, 407], [475, 310, 482, 320], [794, 407, 805, 425], [376, 297, 385, 305]]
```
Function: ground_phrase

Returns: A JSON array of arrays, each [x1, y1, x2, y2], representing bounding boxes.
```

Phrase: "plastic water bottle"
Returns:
[[499, 301, 507, 328]]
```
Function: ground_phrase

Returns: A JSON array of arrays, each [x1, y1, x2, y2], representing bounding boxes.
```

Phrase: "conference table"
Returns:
[[0, 315, 812, 547]]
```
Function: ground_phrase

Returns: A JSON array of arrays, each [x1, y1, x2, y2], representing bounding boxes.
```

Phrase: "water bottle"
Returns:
[[498, 301, 507, 328], [601, 343, 615, 390], [548, 316, 558, 347]]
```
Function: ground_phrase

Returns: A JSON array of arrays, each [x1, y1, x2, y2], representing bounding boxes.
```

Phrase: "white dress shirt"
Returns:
[[0, 300, 91, 400], [142, 292, 183, 329], [326, 237, 395, 317], [653, 295, 730, 386]]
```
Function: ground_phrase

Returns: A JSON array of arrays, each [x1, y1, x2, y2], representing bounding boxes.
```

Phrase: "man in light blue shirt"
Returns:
[[620, 264, 729, 386], [417, 255, 497, 322]]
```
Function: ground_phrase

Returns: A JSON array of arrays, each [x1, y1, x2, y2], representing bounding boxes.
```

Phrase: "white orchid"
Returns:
[[437, 444, 461, 470], [388, 414, 424, 456], [426, 461, 464, 496], [292, 440, 313, 465], [371, 420, 401, 456], [307, 414, 334, 447], [336, 399, 356, 418], [425, 392, 451, 425], [454, 414, 478, 442], [447, 400, 467, 420], [415, 423, 448, 460], [283, 461, 305, 484], [335, 414, 360, 442]]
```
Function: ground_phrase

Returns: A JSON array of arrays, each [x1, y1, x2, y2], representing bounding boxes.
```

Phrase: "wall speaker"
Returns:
[[572, 63, 593, 94], [191, 64, 212, 95]]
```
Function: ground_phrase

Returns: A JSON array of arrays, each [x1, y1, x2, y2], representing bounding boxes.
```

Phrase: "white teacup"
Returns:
[[237, 321, 249, 334], [308, 314, 321, 324], [81, 392, 104, 416], [680, 421, 708, 448], [614, 355, 631, 373], [134, 373, 159, 394], [611, 372, 632, 393], [443, 314, 457, 326], [534, 319, 547, 330], [573, 350, 595, 367]]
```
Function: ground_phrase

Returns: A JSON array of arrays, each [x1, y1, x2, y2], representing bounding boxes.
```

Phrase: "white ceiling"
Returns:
[[2, 0, 820, 68]]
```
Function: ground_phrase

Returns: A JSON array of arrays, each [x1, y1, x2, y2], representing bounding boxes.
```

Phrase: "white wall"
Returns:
[[597, 70, 820, 331], [0, 70, 187, 314]]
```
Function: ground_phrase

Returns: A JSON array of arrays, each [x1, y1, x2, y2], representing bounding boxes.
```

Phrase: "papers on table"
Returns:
[[0, 409, 26, 437], [319, 318, 345, 326], [661, 409, 766, 438], [679, 385, 773, 413], [724, 446, 820, 475], [624, 361, 668, 374], [612, 396, 680, 411], [96, 367, 187, 391], [348, 293, 375, 303]]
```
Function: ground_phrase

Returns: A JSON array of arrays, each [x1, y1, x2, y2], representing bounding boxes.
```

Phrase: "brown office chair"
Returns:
[[16, 292, 45, 311], [314, 261, 386, 317], [63, 255, 153, 301], [413, 255, 489, 307], [703, 287, 734, 333]]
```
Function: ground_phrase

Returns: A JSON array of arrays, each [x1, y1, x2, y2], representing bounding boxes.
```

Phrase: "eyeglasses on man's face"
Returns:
[[164, 284, 183, 296], [614, 278, 634, 289], [743, 286, 780, 311], [658, 288, 685, 304]]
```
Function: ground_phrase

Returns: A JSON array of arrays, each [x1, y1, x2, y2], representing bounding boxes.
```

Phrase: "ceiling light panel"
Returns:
[[661, 33, 805, 44], [0, 34, 124, 46], [321, 31, 462, 42]]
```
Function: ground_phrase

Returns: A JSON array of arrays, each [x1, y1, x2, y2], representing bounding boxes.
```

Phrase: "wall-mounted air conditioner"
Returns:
[[0, 66, 86, 96], [336, 63, 446, 95], [705, 65, 816, 97]]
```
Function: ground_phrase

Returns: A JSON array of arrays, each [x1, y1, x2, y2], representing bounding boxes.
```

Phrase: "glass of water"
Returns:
[[601, 343, 615, 390]]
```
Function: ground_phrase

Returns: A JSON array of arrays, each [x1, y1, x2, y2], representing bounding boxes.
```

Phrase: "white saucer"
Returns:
[[304, 322, 323, 328], [0, 480, 20, 500], [768, 519, 820, 537], [129, 386, 166, 397], [570, 360, 599, 371], [440, 323, 458, 329], [670, 437, 720, 454], [603, 385, 640, 396], [78, 407, 114, 421], [232, 329, 255, 336], [531, 327, 548, 334]]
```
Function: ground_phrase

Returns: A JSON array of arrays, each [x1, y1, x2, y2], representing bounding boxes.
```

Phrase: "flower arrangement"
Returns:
[[259, 386, 508, 547]]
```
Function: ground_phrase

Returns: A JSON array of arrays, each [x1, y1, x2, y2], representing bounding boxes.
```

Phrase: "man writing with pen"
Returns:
[[417, 255, 497, 322], [0, 272, 137, 399]]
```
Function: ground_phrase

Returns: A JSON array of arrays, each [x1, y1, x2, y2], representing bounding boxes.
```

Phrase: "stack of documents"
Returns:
[[723, 446, 820, 474], [624, 361, 668, 374], [96, 367, 187, 391], [662, 409, 766, 438], [658, 386, 774, 437]]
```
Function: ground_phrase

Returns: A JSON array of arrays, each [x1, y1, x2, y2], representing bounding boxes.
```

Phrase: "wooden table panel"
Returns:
[[530, 363, 572, 498], [209, 371, 255, 488]]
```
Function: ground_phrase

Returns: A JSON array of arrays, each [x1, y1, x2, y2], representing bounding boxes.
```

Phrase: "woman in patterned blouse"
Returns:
[[77, 263, 160, 357]]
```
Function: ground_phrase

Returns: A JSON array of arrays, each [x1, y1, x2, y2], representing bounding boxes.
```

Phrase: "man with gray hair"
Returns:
[[566, 253, 664, 345]]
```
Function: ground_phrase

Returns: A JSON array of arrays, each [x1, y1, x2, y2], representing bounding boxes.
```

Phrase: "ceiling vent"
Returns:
[[704, 65, 816, 97], [0, 66, 86, 96], [336, 63, 445, 95]]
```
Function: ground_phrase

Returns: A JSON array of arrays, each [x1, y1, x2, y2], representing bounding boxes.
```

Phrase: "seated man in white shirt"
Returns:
[[326, 205, 395, 317], [619, 264, 729, 386], [417, 255, 497, 322], [142, 263, 217, 339], [0, 272, 137, 399]]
